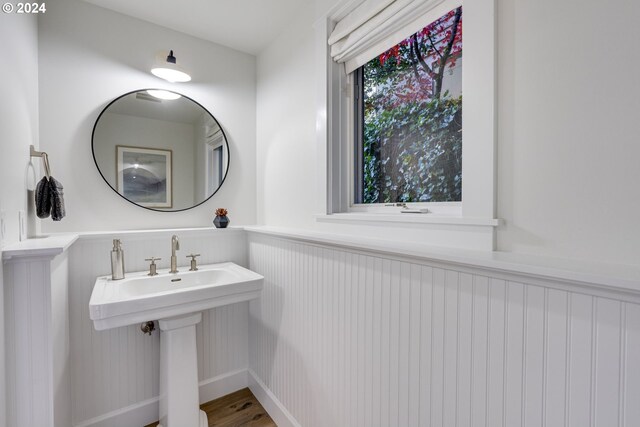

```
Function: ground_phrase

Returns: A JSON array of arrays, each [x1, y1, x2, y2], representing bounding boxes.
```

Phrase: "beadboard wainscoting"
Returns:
[[68, 228, 250, 427], [247, 231, 640, 427], [3, 245, 74, 427]]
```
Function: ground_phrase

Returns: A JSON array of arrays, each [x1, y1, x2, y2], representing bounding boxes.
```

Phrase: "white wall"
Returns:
[[495, 0, 640, 263], [256, 0, 640, 266], [248, 231, 640, 427], [256, 2, 317, 230], [0, 12, 40, 426], [38, 0, 256, 233]]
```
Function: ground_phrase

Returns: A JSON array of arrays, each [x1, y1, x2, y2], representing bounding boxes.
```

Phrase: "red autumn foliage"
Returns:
[[377, 6, 462, 101]]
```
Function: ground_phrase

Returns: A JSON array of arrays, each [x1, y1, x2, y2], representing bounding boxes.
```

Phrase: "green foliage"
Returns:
[[361, 7, 463, 204], [363, 96, 462, 203]]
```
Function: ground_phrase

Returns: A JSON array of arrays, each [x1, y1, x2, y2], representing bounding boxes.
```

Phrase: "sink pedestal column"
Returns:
[[157, 312, 208, 427]]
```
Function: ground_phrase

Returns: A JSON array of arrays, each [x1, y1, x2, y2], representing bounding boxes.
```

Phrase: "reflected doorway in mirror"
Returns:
[[205, 123, 226, 196], [116, 145, 172, 208]]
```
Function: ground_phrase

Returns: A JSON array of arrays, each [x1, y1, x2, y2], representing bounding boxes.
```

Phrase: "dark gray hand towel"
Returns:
[[35, 176, 51, 219], [49, 177, 66, 221], [35, 176, 66, 221]]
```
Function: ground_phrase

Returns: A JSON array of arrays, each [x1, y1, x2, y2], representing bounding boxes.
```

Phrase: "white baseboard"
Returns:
[[73, 397, 159, 427], [248, 369, 301, 427], [199, 368, 249, 404], [74, 369, 249, 427]]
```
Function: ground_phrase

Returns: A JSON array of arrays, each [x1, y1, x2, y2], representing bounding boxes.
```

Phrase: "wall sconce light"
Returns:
[[151, 50, 191, 83]]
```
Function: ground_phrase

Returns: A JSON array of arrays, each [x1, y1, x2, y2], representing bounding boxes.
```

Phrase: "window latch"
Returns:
[[385, 203, 430, 213]]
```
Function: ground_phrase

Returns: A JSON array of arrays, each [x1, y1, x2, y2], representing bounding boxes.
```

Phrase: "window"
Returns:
[[315, 0, 497, 250], [354, 7, 463, 205]]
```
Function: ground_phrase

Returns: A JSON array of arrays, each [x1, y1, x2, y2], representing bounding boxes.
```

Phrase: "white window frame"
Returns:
[[313, 0, 499, 249]]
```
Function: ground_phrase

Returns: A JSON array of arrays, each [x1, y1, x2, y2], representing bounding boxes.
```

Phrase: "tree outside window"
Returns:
[[358, 7, 463, 204]]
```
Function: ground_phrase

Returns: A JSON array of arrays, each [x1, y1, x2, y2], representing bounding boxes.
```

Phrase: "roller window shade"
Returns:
[[329, 0, 461, 74]]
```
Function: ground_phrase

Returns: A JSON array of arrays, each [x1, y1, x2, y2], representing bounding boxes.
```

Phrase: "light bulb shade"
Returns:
[[151, 65, 191, 83], [146, 89, 182, 100], [151, 50, 191, 82]]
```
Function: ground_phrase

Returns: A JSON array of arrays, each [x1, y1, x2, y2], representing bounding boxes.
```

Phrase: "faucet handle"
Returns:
[[186, 254, 200, 271], [145, 257, 161, 276]]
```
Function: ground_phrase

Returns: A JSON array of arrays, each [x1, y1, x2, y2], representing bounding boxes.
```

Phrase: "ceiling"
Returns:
[[82, 0, 310, 55]]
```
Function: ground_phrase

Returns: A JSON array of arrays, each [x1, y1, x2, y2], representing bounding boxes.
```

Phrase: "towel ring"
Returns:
[[30, 145, 51, 179]]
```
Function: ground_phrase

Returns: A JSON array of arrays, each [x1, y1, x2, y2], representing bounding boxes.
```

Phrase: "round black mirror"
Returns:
[[92, 89, 229, 212]]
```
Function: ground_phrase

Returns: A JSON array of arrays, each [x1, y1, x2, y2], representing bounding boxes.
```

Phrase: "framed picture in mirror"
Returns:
[[116, 145, 172, 208]]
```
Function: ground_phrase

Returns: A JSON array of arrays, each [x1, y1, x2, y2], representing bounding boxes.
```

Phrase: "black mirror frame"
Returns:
[[91, 88, 230, 213]]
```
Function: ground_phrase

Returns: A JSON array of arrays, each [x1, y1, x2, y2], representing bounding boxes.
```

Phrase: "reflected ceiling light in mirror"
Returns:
[[146, 89, 182, 100], [151, 50, 191, 83]]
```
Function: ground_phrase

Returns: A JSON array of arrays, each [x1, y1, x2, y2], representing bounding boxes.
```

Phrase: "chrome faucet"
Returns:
[[170, 235, 180, 273]]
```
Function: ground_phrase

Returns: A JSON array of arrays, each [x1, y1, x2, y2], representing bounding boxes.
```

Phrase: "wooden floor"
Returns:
[[145, 388, 276, 427]]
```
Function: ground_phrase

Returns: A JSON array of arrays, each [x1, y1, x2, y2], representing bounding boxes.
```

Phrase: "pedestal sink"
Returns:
[[89, 262, 263, 427]]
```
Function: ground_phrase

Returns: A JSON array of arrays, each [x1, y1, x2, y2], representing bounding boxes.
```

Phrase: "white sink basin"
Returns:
[[89, 262, 263, 331]]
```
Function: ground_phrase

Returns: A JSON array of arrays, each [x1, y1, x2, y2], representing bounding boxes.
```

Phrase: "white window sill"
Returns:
[[315, 213, 500, 227]]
